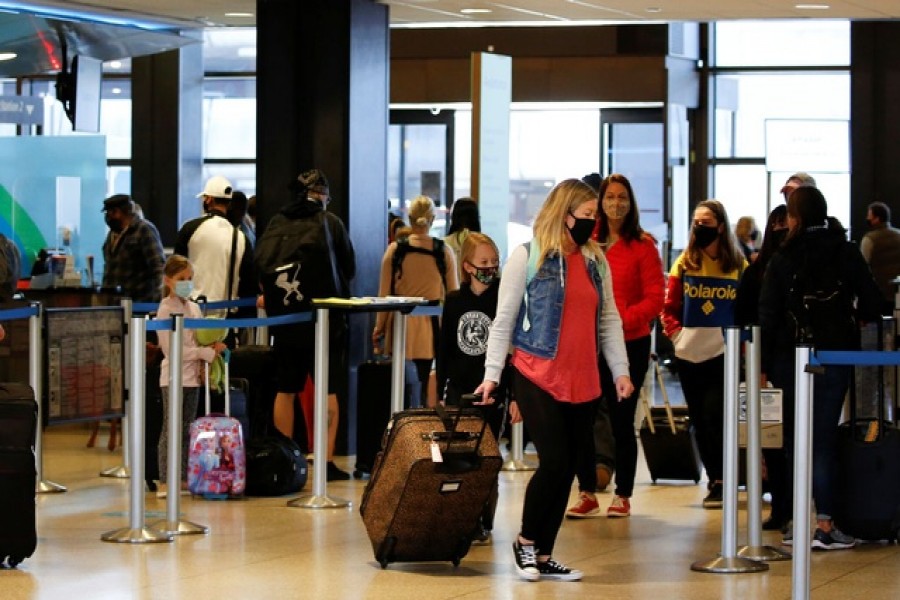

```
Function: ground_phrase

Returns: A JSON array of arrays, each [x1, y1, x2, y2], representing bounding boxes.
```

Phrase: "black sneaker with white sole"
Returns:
[[512, 540, 540, 581], [537, 558, 583, 581], [811, 527, 857, 551]]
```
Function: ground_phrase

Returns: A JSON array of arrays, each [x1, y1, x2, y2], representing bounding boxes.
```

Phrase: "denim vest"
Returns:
[[512, 244, 604, 360]]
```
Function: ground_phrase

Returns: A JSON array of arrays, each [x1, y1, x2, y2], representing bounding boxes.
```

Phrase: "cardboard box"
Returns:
[[738, 387, 783, 449]]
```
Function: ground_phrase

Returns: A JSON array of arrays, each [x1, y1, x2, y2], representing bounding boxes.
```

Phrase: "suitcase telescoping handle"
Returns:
[[203, 359, 231, 416], [431, 393, 490, 456], [639, 353, 677, 436], [848, 316, 891, 441]]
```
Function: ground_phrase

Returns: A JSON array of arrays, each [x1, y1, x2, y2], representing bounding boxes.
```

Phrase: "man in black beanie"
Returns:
[[256, 168, 356, 480]]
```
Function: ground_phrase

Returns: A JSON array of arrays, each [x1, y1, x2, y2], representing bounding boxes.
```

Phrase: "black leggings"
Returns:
[[676, 354, 725, 483], [576, 336, 651, 497], [513, 367, 595, 557]]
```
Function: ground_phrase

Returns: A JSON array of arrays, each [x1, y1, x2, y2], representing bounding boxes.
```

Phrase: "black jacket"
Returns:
[[277, 198, 356, 295], [758, 221, 881, 375], [436, 282, 503, 403]]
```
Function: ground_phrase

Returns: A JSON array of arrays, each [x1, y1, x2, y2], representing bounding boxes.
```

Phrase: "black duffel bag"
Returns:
[[245, 434, 308, 496]]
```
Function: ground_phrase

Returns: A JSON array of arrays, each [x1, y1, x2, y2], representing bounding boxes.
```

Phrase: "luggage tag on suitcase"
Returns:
[[430, 436, 444, 463]]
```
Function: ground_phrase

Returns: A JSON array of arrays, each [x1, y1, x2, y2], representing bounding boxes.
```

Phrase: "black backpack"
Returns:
[[244, 434, 308, 496], [255, 211, 342, 316], [390, 236, 447, 295], [786, 246, 858, 350]]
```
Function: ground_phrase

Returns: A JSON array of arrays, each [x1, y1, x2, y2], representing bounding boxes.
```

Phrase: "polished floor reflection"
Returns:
[[3, 424, 899, 600]]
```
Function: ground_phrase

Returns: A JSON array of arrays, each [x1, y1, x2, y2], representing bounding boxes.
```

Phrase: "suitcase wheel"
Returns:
[[376, 536, 397, 569], [451, 557, 460, 567], [8, 556, 22, 568]]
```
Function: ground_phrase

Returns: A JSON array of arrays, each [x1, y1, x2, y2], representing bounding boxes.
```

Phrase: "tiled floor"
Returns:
[[3, 418, 899, 600]]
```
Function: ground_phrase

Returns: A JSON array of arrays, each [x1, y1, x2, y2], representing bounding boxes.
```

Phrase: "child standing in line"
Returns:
[[156, 254, 227, 498], [437, 231, 506, 545]]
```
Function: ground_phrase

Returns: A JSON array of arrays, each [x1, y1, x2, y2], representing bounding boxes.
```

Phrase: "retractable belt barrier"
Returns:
[[95, 294, 446, 539], [101, 306, 313, 543], [791, 347, 900, 600]]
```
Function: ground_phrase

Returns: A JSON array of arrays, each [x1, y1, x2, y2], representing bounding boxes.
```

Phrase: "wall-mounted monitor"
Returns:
[[55, 55, 102, 133]]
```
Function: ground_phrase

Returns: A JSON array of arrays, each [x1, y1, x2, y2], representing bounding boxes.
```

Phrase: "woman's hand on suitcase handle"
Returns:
[[615, 375, 634, 401], [474, 380, 497, 406]]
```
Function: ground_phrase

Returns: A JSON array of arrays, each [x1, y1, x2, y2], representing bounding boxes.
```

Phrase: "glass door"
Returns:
[[601, 108, 665, 237], [389, 110, 454, 235]]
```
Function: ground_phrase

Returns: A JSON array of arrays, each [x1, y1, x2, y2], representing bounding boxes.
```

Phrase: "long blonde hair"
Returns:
[[459, 231, 500, 285], [531, 178, 601, 269], [162, 254, 192, 297]]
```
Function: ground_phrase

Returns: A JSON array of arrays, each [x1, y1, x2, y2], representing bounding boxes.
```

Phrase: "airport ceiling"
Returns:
[[0, 0, 897, 76], [6, 0, 900, 29]]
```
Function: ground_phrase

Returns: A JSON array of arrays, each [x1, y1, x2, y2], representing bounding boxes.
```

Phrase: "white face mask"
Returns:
[[174, 280, 194, 299]]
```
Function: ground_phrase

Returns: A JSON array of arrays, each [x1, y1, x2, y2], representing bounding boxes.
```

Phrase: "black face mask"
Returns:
[[567, 214, 595, 247], [768, 228, 788, 248], [692, 224, 719, 249], [105, 214, 123, 233]]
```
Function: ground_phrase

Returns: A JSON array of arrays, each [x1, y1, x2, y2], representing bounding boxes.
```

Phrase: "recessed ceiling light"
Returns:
[[225, 12, 254, 18], [0, 52, 16, 61], [795, 3, 830, 9], [645, 7, 662, 13], [111, 87, 122, 95], [109, 60, 122, 69], [460, 8, 492, 14]]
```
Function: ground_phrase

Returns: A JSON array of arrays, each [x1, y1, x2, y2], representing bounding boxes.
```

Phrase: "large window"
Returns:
[[711, 20, 850, 231], [714, 20, 850, 68]]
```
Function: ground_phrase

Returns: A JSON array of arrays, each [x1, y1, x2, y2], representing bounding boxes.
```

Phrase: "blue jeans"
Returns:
[[810, 365, 850, 520], [769, 359, 849, 521]]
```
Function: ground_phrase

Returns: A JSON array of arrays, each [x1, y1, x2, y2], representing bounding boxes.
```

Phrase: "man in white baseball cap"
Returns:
[[175, 175, 255, 319], [780, 172, 817, 200], [196, 175, 234, 200]]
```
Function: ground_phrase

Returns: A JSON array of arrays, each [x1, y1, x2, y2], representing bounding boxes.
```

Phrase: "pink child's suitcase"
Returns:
[[187, 415, 246, 498], [187, 361, 246, 499]]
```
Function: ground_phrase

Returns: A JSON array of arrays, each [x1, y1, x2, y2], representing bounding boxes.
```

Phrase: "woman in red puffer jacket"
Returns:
[[567, 173, 665, 520]]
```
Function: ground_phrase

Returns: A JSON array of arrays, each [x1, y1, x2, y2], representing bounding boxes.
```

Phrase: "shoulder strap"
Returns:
[[320, 211, 343, 296], [390, 236, 448, 295], [525, 241, 541, 285], [226, 224, 238, 309], [432, 237, 447, 291], [390, 237, 410, 296]]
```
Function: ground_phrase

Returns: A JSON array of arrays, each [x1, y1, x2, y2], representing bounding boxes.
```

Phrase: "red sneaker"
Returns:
[[566, 492, 601, 518], [607, 495, 631, 518]]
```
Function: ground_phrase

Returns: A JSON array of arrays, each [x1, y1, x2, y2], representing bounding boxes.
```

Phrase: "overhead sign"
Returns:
[[764, 119, 849, 173], [0, 96, 42, 126]]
